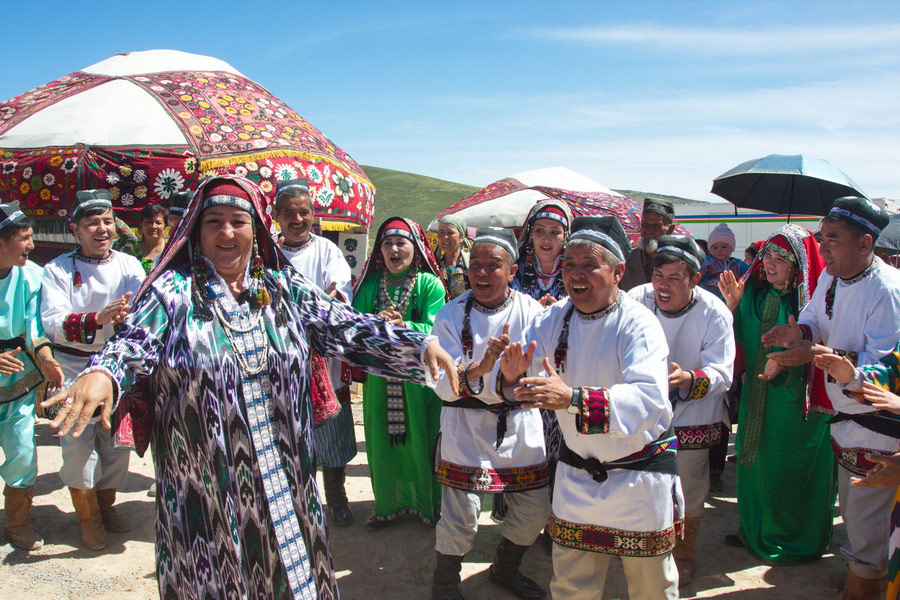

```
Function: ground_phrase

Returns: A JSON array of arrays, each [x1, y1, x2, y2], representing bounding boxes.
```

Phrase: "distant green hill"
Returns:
[[358, 167, 703, 242], [361, 165, 479, 235]]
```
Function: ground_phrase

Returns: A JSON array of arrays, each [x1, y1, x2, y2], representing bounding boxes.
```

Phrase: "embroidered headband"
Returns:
[[473, 227, 518, 262], [0, 208, 26, 231], [533, 210, 568, 226], [383, 228, 415, 241], [568, 230, 626, 262], [71, 189, 113, 221], [657, 245, 702, 270], [827, 206, 883, 236], [201, 194, 255, 215], [275, 178, 311, 199]]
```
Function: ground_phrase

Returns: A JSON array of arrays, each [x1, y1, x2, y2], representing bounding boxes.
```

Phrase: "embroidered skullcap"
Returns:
[[473, 226, 518, 262], [568, 215, 631, 262], [382, 217, 415, 241], [200, 179, 255, 215], [168, 190, 194, 216], [275, 178, 310, 199], [656, 235, 705, 271], [642, 197, 675, 223], [439, 215, 467, 238], [826, 196, 888, 238], [529, 203, 569, 227], [71, 189, 112, 221], [0, 202, 27, 233], [708, 223, 736, 250]]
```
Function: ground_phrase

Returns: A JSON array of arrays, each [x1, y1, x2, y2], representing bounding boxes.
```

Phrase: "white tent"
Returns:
[[428, 166, 625, 230]]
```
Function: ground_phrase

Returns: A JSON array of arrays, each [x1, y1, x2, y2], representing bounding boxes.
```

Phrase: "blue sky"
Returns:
[[2, 1, 898, 201]]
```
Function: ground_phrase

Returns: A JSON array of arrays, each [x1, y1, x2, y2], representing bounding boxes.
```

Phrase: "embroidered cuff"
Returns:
[[457, 363, 484, 397], [576, 387, 610, 434], [685, 370, 710, 401], [63, 312, 98, 344], [798, 324, 813, 342]]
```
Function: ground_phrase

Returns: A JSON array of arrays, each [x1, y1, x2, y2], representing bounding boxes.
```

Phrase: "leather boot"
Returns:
[[322, 466, 353, 527], [96, 488, 131, 532], [489, 537, 547, 599], [3, 485, 43, 550], [674, 517, 701, 587], [842, 571, 884, 600], [432, 551, 466, 600], [69, 487, 107, 550]]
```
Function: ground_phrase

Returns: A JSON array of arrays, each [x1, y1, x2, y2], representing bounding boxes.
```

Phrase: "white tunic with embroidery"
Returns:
[[282, 234, 354, 387], [40, 249, 145, 382], [798, 257, 900, 454], [513, 292, 682, 556], [628, 284, 735, 448], [433, 290, 547, 491]]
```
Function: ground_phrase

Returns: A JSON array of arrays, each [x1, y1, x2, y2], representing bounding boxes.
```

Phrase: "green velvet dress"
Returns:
[[352, 269, 446, 523], [734, 281, 836, 564]]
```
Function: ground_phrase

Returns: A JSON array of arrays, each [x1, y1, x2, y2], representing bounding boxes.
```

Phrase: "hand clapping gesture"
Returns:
[[516, 357, 574, 410], [717, 270, 744, 313], [97, 292, 133, 326]]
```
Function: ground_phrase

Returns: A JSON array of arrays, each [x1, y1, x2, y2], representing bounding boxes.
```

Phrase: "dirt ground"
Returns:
[[1, 409, 850, 599]]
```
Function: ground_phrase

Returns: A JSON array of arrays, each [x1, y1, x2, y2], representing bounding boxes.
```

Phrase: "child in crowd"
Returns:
[[699, 223, 748, 299]]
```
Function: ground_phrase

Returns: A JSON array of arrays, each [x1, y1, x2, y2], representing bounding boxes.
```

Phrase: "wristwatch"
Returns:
[[567, 387, 583, 415]]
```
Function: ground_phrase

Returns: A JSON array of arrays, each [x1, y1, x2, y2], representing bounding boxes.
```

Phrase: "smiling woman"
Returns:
[[41, 178, 458, 600]]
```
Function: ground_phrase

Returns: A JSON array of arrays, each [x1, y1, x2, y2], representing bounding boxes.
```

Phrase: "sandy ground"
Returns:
[[1, 407, 851, 599]]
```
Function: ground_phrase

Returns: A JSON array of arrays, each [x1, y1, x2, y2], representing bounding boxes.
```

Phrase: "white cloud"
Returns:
[[525, 23, 900, 57]]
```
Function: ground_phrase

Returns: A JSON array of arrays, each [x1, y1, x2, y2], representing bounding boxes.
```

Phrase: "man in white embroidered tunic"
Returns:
[[500, 216, 681, 600], [628, 234, 734, 586], [40, 190, 145, 550], [432, 227, 550, 600], [274, 178, 357, 527], [765, 196, 900, 598]]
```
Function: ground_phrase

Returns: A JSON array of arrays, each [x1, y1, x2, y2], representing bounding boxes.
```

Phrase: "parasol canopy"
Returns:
[[0, 49, 374, 236], [711, 154, 866, 216], [430, 166, 687, 240]]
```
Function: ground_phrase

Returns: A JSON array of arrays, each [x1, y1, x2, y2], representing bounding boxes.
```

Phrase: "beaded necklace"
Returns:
[[460, 290, 514, 359], [282, 236, 315, 253], [555, 293, 623, 373], [654, 294, 698, 319], [377, 268, 417, 315]]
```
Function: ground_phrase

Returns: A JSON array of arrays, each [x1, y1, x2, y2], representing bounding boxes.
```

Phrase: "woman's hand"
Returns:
[[0, 348, 24, 375], [814, 353, 857, 384], [717, 270, 744, 312], [517, 357, 573, 410], [425, 339, 458, 396], [757, 358, 784, 381], [41, 371, 115, 437]]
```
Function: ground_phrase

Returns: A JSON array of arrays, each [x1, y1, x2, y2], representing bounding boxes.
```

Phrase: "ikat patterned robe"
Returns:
[[89, 264, 433, 600]]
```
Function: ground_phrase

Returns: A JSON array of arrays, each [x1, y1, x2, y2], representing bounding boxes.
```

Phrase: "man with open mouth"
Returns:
[[40, 189, 145, 551], [629, 234, 735, 586]]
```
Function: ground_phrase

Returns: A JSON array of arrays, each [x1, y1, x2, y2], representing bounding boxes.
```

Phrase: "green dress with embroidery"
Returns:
[[734, 281, 836, 564], [352, 269, 446, 523]]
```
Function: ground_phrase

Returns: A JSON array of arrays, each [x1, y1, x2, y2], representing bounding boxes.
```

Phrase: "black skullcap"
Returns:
[[168, 190, 194, 216], [656, 235, 705, 271], [71, 189, 112, 221], [473, 226, 518, 262], [0, 202, 28, 233], [276, 178, 310, 198], [568, 216, 631, 262], [642, 197, 675, 223], [826, 196, 889, 238]]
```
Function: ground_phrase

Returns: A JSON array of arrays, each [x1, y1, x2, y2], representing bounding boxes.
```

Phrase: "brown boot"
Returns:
[[96, 488, 131, 532], [68, 487, 107, 550], [3, 485, 43, 550], [673, 517, 701, 587], [842, 571, 884, 600]]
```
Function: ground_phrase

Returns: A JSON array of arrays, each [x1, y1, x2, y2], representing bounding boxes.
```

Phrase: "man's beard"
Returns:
[[637, 237, 658, 253]]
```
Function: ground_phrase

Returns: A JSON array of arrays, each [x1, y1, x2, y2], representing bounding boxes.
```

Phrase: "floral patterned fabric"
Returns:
[[90, 263, 434, 600]]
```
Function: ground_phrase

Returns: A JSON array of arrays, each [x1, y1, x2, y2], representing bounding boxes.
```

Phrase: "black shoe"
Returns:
[[330, 505, 354, 527], [432, 552, 466, 600], [726, 453, 737, 463], [489, 566, 546, 599], [709, 472, 724, 493], [724, 534, 744, 548], [541, 531, 553, 556], [364, 515, 391, 532]]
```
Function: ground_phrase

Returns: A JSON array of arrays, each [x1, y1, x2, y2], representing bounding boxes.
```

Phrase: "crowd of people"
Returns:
[[1, 178, 900, 600]]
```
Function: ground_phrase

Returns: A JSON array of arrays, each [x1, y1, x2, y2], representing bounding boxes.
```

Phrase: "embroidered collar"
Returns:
[[840, 261, 876, 284], [282, 236, 314, 253], [655, 294, 698, 319], [576, 292, 623, 321], [473, 290, 515, 314], [74, 249, 115, 265]]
